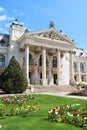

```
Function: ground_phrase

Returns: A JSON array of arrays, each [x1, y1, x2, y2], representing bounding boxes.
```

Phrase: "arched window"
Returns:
[[53, 56, 57, 67], [39, 55, 42, 66], [0, 55, 5, 67], [80, 63, 84, 72], [74, 63, 77, 72], [29, 54, 33, 65]]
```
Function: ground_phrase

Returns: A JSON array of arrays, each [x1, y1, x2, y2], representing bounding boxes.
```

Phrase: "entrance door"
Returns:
[[54, 74, 57, 84]]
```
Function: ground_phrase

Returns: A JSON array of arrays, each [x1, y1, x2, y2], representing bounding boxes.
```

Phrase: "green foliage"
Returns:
[[27, 86, 31, 89], [77, 82, 87, 88], [0, 56, 28, 93]]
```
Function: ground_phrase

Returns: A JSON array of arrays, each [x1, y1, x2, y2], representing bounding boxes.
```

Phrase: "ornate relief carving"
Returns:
[[30, 31, 68, 42]]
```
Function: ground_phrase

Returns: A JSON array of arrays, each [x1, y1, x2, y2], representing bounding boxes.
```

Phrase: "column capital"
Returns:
[[69, 50, 73, 54], [56, 49, 61, 52], [25, 43, 30, 48], [41, 46, 47, 50]]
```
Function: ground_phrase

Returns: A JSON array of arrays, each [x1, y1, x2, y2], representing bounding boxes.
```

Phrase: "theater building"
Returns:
[[0, 19, 87, 85]]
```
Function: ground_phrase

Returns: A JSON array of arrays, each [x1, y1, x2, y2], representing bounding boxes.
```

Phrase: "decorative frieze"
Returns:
[[30, 30, 70, 43]]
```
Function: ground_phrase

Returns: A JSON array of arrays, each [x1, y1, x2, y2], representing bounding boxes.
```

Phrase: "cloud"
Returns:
[[0, 27, 2, 30], [0, 7, 5, 12], [21, 22, 24, 25], [20, 12, 24, 16], [5, 23, 10, 27], [0, 7, 15, 34], [14, 9, 17, 12], [8, 16, 14, 20], [0, 15, 7, 21]]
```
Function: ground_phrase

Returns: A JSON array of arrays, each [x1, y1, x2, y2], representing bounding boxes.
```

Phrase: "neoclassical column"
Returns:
[[69, 51, 74, 84], [42, 47, 47, 85], [56, 49, 61, 85], [25, 45, 29, 82]]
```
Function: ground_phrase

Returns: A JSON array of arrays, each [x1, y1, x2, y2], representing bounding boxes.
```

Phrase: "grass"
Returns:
[[0, 94, 87, 130]]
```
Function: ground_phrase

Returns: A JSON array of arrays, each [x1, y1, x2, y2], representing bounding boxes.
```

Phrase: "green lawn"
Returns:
[[0, 94, 86, 130]]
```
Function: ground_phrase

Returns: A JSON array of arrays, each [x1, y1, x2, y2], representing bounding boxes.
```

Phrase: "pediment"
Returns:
[[29, 29, 74, 45]]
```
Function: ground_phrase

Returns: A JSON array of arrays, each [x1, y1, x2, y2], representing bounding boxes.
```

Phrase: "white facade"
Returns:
[[0, 19, 87, 86]]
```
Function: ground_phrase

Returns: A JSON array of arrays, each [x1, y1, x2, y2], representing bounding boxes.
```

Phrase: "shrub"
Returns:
[[78, 82, 87, 88], [27, 86, 31, 89], [0, 56, 28, 93]]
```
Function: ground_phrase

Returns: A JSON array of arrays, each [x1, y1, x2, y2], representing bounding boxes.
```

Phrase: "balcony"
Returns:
[[29, 65, 34, 72], [38, 66, 49, 73], [74, 71, 86, 76], [80, 72, 86, 76], [74, 71, 78, 75]]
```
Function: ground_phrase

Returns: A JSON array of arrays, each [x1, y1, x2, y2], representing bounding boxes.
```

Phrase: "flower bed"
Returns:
[[47, 103, 87, 129], [0, 94, 38, 118], [71, 89, 87, 96]]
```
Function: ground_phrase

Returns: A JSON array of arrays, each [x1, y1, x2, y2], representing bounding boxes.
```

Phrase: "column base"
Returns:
[[49, 79, 54, 85], [56, 79, 61, 85], [41, 79, 48, 86], [70, 79, 75, 85]]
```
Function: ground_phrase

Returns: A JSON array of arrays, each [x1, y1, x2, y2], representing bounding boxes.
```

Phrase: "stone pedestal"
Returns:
[[42, 79, 48, 86], [49, 79, 54, 85]]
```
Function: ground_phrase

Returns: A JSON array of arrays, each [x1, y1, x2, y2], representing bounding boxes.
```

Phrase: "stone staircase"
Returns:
[[33, 85, 77, 93]]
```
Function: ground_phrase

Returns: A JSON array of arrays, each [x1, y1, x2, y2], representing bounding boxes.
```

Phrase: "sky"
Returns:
[[0, 0, 87, 53]]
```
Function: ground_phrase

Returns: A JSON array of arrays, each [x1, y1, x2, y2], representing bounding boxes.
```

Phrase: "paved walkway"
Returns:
[[35, 92, 87, 100]]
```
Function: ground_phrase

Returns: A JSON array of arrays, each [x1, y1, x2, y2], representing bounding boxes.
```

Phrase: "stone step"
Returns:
[[33, 85, 77, 93]]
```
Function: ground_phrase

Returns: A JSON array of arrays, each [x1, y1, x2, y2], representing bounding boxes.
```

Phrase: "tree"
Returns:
[[0, 56, 28, 93]]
